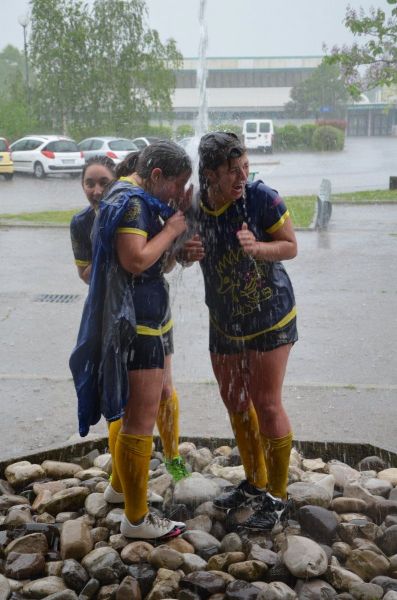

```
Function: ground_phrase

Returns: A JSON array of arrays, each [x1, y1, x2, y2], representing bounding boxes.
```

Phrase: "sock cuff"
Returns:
[[117, 433, 153, 457], [261, 431, 293, 449]]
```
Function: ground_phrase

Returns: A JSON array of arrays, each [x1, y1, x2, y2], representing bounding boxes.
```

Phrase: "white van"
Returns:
[[243, 119, 274, 153]]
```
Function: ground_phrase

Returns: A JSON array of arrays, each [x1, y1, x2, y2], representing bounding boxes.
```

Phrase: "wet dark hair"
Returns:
[[115, 140, 191, 180], [198, 132, 246, 200], [81, 155, 116, 182]]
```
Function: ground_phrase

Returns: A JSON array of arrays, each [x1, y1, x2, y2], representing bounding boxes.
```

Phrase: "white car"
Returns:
[[10, 135, 85, 178], [131, 136, 162, 150], [78, 137, 139, 164]]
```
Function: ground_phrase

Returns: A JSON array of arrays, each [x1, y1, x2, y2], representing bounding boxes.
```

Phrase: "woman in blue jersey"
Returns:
[[101, 141, 192, 541], [196, 132, 298, 531]]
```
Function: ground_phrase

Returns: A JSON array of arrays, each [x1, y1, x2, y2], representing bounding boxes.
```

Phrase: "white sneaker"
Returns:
[[120, 512, 186, 540], [104, 484, 163, 505]]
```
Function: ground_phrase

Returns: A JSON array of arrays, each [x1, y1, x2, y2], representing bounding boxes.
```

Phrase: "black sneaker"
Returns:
[[239, 493, 289, 531], [213, 479, 266, 510]]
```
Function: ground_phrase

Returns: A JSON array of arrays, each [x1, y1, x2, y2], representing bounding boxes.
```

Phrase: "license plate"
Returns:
[[62, 159, 75, 164]]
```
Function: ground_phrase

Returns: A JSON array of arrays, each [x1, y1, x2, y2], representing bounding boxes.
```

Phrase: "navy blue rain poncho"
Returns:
[[69, 181, 174, 437]]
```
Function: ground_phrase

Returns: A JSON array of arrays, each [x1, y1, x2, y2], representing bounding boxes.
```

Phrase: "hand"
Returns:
[[177, 183, 194, 213], [180, 234, 205, 263], [164, 210, 187, 239], [236, 222, 259, 257]]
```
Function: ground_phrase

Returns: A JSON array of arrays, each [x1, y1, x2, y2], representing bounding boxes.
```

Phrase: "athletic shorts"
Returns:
[[127, 333, 165, 370], [209, 317, 298, 355]]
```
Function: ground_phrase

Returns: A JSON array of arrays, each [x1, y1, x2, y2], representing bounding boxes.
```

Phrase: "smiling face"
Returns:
[[206, 153, 249, 204], [82, 163, 114, 209]]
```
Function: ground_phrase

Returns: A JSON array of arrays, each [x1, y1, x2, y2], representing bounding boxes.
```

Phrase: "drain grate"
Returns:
[[34, 294, 81, 304]]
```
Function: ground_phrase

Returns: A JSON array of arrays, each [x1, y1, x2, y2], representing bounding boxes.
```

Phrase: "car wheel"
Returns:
[[34, 162, 46, 179], [4, 173, 14, 180]]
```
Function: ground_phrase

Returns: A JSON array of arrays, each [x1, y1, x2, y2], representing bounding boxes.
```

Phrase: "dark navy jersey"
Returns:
[[70, 206, 95, 267], [117, 193, 171, 335], [197, 180, 296, 340]]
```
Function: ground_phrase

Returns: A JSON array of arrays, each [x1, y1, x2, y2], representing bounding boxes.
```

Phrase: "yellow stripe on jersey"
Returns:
[[265, 210, 290, 234], [210, 306, 297, 341], [119, 175, 141, 187], [136, 318, 173, 337], [116, 227, 148, 237], [200, 199, 234, 217], [75, 259, 90, 267]]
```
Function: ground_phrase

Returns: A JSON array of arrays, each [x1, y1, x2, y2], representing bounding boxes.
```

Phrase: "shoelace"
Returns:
[[147, 512, 174, 530]]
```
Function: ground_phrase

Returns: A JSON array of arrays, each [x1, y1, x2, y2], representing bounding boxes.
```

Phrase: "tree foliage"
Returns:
[[27, 0, 182, 137], [0, 46, 33, 140], [324, 0, 397, 96], [285, 62, 350, 118]]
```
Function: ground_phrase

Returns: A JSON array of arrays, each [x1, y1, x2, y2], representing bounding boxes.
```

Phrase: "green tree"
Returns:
[[324, 0, 397, 97], [0, 45, 24, 89], [285, 62, 350, 118], [29, 0, 182, 138]]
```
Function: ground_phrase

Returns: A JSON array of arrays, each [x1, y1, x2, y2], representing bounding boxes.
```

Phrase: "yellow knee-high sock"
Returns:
[[108, 419, 122, 492], [156, 388, 179, 460], [229, 405, 268, 489], [260, 431, 293, 499], [115, 433, 152, 523]]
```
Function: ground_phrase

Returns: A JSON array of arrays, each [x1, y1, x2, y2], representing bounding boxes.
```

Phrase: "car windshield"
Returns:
[[0, 139, 8, 151], [108, 139, 138, 151], [45, 140, 79, 152]]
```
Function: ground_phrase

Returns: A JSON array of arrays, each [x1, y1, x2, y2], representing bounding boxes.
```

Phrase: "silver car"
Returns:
[[78, 136, 139, 164]]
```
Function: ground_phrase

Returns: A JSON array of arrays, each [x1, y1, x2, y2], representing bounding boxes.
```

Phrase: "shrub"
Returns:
[[175, 124, 195, 139], [312, 125, 345, 151], [274, 124, 302, 150], [209, 122, 242, 136], [300, 124, 317, 148], [316, 119, 347, 131]]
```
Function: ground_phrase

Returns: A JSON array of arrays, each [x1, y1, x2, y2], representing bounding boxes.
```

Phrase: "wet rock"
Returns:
[[294, 578, 337, 599], [384, 593, 397, 600], [345, 548, 389, 581], [331, 498, 367, 514], [349, 582, 384, 599], [206, 552, 245, 572], [22, 575, 67, 598], [82, 547, 127, 584], [282, 535, 328, 578], [297, 505, 339, 545], [190, 448, 213, 472], [227, 560, 268, 582], [246, 545, 277, 567], [377, 468, 397, 486], [4, 506, 34, 528], [79, 577, 101, 599], [204, 466, 245, 486], [148, 473, 172, 498], [225, 580, 260, 600], [60, 518, 94, 560], [302, 458, 327, 472], [174, 474, 221, 507], [5, 552, 45, 580], [327, 556, 364, 592], [332, 541, 352, 562], [116, 575, 142, 600], [165, 537, 195, 554], [121, 541, 154, 564], [370, 576, 397, 594], [0, 494, 30, 511], [219, 533, 243, 554], [180, 571, 226, 598], [84, 493, 108, 519], [328, 461, 360, 489], [146, 567, 181, 600], [357, 456, 387, 472], [5, 461, 45, 487], [366, 497, 397, 524], [195, 502, 227, 523], [287, 481, 332, 508], [377, 524, 397, 556], [5, 533, 48, 556], [336, 521, 376, 545], [182, 531, 221, 560], [181, 553, 208, 574], [104, 508, 124, 531], [44, 591, 78, 600], [362, 477, 393, 497], [93, 454, 112, 475], [258, 581, 297, 599], [185, 515, 212, 533], [0, 573, 11, 600], [343, 481, 375, 504], [61, 558, 89, 593], [41, 461, 82, 479], [97, 583, 119, 599], [75, 468, 109, 481], [213, 446, 232, 459], [40, 487, 90, 515], [127, 563, 157, 597], [178, 588, 202, 600], [91, 527, 109, 544], [148, 545, 184, 570]]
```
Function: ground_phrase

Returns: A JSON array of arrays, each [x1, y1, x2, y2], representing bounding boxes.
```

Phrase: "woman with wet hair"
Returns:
[[70, 156, 116, 283], [195, 131, 298, 531], [71, 141, 192, 541]]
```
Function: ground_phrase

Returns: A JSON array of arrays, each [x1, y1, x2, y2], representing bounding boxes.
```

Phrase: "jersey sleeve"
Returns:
[[116, 196, 150, 238], [70, 216, 92, 266], [256, 183, 290, 234]]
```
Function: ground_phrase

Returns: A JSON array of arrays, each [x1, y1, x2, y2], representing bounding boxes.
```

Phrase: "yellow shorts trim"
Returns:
[[116, 227, 147, 237], [210, 306, 297, 341], [265, 210, 290, 234], [136, 318, 173, 337], [75, 259, 90, 267]]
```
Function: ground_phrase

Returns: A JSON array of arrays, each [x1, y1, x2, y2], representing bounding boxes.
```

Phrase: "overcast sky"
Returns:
[[0, 0, 391, 57]]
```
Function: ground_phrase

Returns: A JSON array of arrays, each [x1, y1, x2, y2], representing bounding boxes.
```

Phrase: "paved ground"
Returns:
[[0, 202, 396, 460]]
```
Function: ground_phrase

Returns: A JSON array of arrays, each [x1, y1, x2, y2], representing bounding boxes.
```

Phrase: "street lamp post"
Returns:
[[18, 13, 31, 106]]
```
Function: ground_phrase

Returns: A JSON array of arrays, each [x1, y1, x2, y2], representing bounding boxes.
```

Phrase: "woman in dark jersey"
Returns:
[[194, 132, 298, 531]]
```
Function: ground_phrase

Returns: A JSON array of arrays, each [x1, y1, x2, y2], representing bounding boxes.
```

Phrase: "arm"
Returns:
[[236, 219, 297, 261], [77, 263, 92, 284], [116, 211, 187, 275]]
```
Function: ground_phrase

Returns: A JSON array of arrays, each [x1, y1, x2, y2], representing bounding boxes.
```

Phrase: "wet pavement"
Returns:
[[0, 202, 396, 459]]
